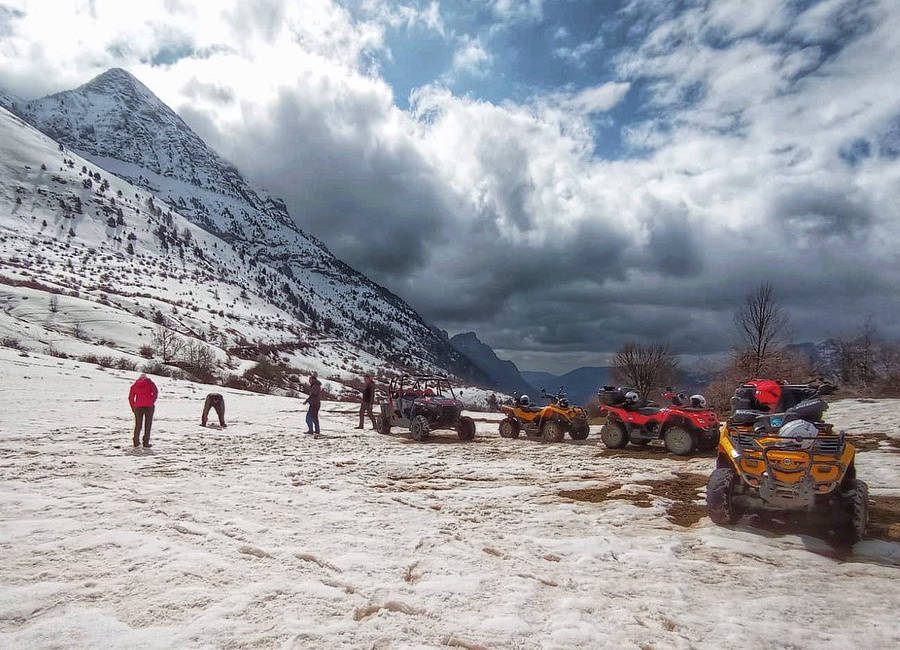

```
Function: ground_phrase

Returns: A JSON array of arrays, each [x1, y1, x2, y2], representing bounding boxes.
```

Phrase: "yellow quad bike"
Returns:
[[707, 384, 868, 543], [498, 388, 589, 443]]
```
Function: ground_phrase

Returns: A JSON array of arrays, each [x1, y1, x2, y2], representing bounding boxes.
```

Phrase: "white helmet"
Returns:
[[624, 391, 640, 406], [519, 394, 530, 406], [778, 419, 819, 444], [690, 394, 707, 408]]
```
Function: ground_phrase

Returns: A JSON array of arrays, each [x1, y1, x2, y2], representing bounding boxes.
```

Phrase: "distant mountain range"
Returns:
[[449, 332, 535, 397], [522, 367, 612, 406]]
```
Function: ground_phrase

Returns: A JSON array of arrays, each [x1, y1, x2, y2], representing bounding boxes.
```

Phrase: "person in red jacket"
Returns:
[[129, 373, 158, 448]]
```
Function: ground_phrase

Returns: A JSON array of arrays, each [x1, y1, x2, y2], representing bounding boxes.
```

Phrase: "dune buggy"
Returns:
[[596, 386, 719, 455], [707, 380, 868, 542], [498, 388, 589, 443], [375, 374, 476, 442]]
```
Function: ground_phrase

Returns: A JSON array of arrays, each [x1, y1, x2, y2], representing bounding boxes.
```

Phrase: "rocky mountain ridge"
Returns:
[[3, 68, 487, 384]]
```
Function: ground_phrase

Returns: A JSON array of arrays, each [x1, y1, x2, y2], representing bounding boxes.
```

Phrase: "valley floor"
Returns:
[[1, 348, 899, 649]]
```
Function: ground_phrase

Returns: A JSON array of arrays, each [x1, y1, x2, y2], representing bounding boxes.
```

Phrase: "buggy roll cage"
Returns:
[[388, 374, 457, 400]]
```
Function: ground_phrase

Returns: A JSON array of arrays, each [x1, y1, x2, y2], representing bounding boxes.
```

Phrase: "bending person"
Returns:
[[201, 393, 226, 428]]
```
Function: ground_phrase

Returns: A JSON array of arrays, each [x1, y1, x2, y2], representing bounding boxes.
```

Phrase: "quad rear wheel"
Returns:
[[599, 421, 627, 449], [569, 421, 590, 440], [541, 420, 565, 443], [707, 466, 741, 525], [410, 415, 430, 442], [664, 426, 696, 456], [456, 416, 476, 441], [499, 418, 520, 439]]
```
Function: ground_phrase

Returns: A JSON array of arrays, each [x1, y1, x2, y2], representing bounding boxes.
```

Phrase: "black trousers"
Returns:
[[133, 406, 154, 444], [202, 394, 226, 427], [358, 401, 376, 428]]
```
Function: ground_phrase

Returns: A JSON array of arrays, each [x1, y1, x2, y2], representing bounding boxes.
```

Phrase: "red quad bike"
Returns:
[[597, 386, 720, 456]]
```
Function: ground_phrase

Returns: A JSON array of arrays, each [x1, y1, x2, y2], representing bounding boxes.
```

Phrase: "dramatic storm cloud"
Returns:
[[2, 0, 898, 373]]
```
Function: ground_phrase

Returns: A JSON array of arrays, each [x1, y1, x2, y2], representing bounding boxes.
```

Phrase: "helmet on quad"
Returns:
[[690, 394, 707, 408], [518, 394, 530, 406], [624, 391, 640, 406], [778, 419, 819, 442]]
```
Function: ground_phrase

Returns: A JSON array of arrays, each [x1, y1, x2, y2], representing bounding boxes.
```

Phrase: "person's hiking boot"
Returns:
[[143, 442, 153, 448], [354, 426, 364, 429], [133, 438, 140, 447]]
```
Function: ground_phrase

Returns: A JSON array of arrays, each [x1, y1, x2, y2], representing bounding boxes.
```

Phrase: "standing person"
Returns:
[[355, 375, 377, 429], [201, 393, 226, 428], [305, 372, 321, 437], [129, 373, 158, 448]]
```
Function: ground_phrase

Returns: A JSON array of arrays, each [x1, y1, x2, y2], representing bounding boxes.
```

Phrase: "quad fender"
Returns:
[[716, 452, 733, 469], [660, 415, 697, 434]]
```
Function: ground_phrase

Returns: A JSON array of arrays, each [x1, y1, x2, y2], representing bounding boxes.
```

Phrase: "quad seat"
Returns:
[[518, 406, 543, 414], [636, 407, 662, 416], [730, 409, 768, 426]]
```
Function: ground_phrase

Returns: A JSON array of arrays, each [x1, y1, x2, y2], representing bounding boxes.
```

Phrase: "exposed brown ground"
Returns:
[[560, 472, 708, 527]]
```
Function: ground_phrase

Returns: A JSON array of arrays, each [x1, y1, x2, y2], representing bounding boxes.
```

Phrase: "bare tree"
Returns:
[[182, 340, 216, 381], [152, 325, 183, 363], [612, 342, 679, 399], [836, 316, 881, 388], [734, 282, 788, 376]]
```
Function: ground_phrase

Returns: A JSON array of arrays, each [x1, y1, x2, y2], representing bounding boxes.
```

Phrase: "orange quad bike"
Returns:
[[707, 380, 868, 543], [498, 388, 590, 443]]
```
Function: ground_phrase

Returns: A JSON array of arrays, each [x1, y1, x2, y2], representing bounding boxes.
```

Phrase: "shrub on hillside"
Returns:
[[0, 336, 22, 350], [115, 357, 138, 371]]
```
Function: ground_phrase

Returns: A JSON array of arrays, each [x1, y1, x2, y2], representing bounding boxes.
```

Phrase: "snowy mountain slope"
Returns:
[[0, 106, 491, 399], [1, 349, 898, 647], [0, 90, 18, 112], [9, 68, 486, 383]]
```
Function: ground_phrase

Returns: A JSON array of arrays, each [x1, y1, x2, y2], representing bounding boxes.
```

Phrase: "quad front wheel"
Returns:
[[541, 420, 565, 443], [599, 421, 627, 449], [410, 415, 430, 442], [498, 418, 520, 439], [840, 479, 869, 544], [375, 415, 391, 435], [456, 416, 476, 441], [664, 426, 696, 456], [706, 467, 741, 525], [569, 422, 590, 440]]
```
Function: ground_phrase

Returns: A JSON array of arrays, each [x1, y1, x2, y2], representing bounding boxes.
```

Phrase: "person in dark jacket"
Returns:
[[305, 373, 322, 436], [356, 375, 377, 429], [128, 373, 158, 448], [201, 393, 226, 428]]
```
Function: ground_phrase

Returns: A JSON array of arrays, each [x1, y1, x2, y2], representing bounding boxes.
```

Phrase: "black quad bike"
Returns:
[[375, 374, 476, 442]]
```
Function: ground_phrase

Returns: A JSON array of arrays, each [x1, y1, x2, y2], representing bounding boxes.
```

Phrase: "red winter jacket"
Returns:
[[129, 376, 158, 408]]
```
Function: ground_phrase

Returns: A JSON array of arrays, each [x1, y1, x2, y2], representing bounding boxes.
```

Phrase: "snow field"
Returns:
[[1, 348, 899, 648]]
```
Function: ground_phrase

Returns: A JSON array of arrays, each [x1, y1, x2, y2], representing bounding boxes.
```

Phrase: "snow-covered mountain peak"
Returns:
[[3, 69, 489, 385]]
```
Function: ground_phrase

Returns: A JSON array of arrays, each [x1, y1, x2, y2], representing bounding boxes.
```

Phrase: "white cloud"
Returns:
[[450, 36, 491, 76], [568, 82, 630, 113], [553, 33, 604, 66], [491, 0, 543, 23]]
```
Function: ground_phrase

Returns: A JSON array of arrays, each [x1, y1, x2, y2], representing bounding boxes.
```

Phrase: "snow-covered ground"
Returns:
[[1, 348, 899, 648]]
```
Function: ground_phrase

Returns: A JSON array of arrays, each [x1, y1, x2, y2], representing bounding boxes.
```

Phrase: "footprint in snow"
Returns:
[[238, 545, 271, 559]]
